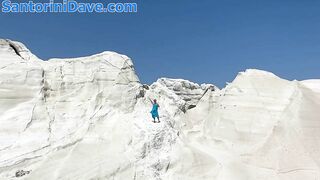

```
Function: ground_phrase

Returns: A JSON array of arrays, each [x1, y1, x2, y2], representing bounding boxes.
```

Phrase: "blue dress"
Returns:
[[150, 103, 159, 119]]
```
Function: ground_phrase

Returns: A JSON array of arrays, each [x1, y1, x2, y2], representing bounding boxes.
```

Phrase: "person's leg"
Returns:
[[157, 116, 160, 123], [152, 115, 156, 123]]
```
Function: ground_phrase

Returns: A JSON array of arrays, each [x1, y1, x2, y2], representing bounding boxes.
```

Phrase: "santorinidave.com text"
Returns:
[[1, 0, 137, 13]]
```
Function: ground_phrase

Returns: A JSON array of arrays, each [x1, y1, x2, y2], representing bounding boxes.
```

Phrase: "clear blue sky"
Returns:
[[1, 0, 319, 87]]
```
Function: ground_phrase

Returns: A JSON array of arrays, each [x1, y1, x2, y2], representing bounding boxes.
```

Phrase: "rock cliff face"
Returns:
[[0, 39, 319, 180]]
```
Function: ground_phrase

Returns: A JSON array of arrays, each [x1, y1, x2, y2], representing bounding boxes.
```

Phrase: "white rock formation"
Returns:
[[0, 39, 319, 180]]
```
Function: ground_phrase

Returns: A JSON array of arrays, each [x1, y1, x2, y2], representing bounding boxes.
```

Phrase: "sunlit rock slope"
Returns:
[[0, 39, 319, 180]]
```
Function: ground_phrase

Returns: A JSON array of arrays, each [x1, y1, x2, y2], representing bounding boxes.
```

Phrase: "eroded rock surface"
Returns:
[[0, 39, 319, 180]]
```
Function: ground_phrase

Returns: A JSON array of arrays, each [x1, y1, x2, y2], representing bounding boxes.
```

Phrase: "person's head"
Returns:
[[153, 99, 157, 103]]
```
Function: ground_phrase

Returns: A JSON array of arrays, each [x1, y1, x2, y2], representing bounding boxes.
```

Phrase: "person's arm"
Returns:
[[148, 97, 153, 104]]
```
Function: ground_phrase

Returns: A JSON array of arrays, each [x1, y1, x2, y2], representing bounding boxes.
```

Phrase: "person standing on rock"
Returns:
[[149, 98, 160, 123]]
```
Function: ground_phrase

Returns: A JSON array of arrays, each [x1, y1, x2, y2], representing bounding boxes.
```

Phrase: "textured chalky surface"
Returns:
[[0, 39, 319, 180]]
